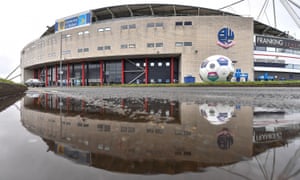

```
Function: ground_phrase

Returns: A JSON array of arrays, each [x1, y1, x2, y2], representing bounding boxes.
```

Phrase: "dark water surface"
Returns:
[[1, 93, 300, 180]]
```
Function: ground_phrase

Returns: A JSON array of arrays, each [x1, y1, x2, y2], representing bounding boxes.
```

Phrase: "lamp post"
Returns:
[[60, 32, 63, 88]]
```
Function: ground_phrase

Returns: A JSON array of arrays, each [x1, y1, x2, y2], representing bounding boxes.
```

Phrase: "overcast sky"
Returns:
[[0, 0, 299, 81]]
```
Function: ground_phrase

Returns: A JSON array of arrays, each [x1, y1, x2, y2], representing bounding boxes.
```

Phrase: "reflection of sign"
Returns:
[[217, 27, 235, 49], [55, 11, 91, 32]]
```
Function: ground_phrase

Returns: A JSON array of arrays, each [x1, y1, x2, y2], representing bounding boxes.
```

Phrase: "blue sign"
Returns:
[[217, 57, 228, 66], [55, 12, 91, 32], [217, 27, 235, 49]]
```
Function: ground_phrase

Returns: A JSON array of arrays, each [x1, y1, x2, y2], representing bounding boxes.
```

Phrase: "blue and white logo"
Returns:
[[217, 27, 235, 49]]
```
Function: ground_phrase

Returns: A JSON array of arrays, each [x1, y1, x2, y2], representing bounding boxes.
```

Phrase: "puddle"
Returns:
[[17, 93, 300, 178]]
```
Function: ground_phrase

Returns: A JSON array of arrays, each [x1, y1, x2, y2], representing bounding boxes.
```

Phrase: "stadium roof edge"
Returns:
[[40, 3, 291, 39]]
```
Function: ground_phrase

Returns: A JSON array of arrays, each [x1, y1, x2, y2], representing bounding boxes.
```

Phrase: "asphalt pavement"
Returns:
[[26, 86, 300, 112]]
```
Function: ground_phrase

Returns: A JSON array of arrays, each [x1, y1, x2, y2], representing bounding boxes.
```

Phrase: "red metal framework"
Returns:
[[100, 60, 104, 86], [171, 57, 174, 84], [81, 63, 85, 86]]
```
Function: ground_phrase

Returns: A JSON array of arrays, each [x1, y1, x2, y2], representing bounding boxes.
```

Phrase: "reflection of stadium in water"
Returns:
[[21, 94, 300, 174]]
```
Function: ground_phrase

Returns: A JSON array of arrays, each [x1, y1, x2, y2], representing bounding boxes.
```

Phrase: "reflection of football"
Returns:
[[199, 103, 235, 125], [199, 55, 234, 82]]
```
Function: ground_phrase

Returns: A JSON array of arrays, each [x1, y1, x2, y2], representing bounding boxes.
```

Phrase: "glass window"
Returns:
[[294, 64, 300, 70], [156, 22, 163, 27], [184, 21, 192, 26], [77, 48, 83, 53], [175, 21, 183, 26], [105, 27, 111, 31], [121, 44, 128, 49], [175, 42, 183, 47], [129, 24, 136, 29], [267, 47, 276, 52], [184, 42, 192, 46], [104, 46, 111, 50], [83, 48, 89, 52], [105, 61, 122, 84], [97, 46, 103, 51], [255, 46, 267, 51], [121, 25, 128, 30], [156, 42, 163, 47], [147, 23, 155, 28], [147, 43, 155, 48], [98, 28, 104, 32], [129, 44, 136, 48]]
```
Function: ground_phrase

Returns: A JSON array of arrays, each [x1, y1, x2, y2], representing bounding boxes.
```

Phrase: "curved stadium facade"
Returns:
[[21, 4, 300, 86]]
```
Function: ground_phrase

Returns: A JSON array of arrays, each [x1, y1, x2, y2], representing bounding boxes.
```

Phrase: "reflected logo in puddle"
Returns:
[[199, 103, 235, 125]]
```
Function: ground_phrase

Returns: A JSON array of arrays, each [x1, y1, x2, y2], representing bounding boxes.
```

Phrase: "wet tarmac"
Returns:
[[1, 87, 300, 180]]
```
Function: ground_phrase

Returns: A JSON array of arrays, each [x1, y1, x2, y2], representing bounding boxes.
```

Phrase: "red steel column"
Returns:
[[45, 66, 48, 87], [100, 60, 103, 86], [170, 57, 174, 84], [145, 58, 148, 84], [121, 59, 125, 84], [81, 63, 85, 86]]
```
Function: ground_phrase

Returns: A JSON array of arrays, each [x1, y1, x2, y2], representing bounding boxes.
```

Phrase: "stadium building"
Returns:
[[21, 4, 300, 86]]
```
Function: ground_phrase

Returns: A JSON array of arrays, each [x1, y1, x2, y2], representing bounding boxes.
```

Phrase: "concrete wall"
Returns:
[[21, 16, 254, 82]]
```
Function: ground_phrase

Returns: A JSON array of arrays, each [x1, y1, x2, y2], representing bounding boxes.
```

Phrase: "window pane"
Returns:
[[105, 27, 111, 31], [129, 44, 136, 48], [121, 25, 128, 30], [121, 44, 128, 49], [129, 24, 136, 29], [147, 43, 155, 48], [156, 22, 163, 27], [175, 21, 183, 26], [156, 42, 163, 47], [184, 42, 192, 46], [184, 21, 192, 26], [147, 23, 154, 28], [175, 42, 183, 47], [98, 28, 104, 32]]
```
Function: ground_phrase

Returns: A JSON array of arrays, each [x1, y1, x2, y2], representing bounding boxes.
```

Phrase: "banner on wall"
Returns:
[[256, 35, 300, 51], [55, 11, 91, 32]]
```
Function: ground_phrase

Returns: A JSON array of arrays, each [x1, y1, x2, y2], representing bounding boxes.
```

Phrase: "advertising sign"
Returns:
[[55, 11, 91, 32], [256, 35, 300, 50]]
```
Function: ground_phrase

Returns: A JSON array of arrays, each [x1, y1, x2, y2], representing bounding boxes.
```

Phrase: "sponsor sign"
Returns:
[[55, 11, 91, 32], [256, 35, 300, 50], [217, 27, 235, 49]]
